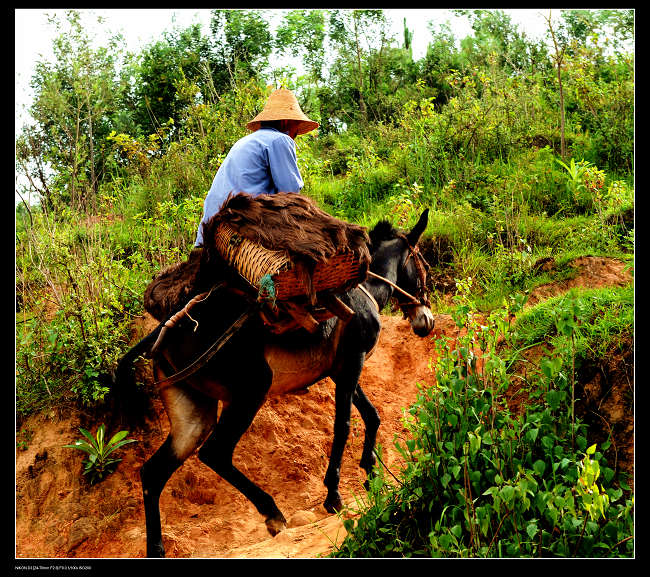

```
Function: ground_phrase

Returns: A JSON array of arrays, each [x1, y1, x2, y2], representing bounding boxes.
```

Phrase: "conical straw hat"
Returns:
[[246, 88, 319, 135]]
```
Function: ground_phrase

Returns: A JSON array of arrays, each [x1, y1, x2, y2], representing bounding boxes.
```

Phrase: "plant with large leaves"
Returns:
[[63, 424, 136, 484]]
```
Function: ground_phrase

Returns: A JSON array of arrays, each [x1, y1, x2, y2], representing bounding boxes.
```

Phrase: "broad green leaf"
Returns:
[[533, 460, 546, 476], [62, 441, 96, 455], [546, 390, 562, 410], [78, 428, 97, 447], [439, 534, 452, 549], [525, 428, 539, 443], [96, 424, 105, 451], [107, 430, 129, 446], [103, 438, 137, 457], [500, 485, 514, 503], [526, 523, 538, 539]]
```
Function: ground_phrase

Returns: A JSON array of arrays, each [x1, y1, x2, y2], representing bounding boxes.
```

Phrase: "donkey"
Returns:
[[112, 209, 434, 557]]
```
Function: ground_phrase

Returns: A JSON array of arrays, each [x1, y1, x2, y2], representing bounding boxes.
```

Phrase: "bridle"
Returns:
[[364, 234, 431, 313]]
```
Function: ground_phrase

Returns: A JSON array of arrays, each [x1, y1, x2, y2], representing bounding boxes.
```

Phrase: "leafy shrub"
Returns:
[[15, 211, 149, 419], [332, 292, 633, 557]]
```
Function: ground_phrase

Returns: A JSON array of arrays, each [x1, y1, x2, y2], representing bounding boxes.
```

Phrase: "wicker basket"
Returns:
[[213, 222, 366, 301]]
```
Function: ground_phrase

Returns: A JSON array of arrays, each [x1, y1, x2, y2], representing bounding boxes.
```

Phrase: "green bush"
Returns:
[[332, 293, 633, 558]]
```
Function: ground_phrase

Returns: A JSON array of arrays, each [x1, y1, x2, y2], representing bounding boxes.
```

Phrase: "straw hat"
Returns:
[[246, 88, 319, 135]]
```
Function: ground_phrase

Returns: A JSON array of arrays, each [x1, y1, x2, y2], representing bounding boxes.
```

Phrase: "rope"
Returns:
[[366, 271, 420, 305], [357, 283, 379, 312], [149, 282, 225, 357]]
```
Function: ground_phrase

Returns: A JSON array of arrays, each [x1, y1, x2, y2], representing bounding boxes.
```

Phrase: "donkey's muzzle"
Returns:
[[408, 305, 435, 337]]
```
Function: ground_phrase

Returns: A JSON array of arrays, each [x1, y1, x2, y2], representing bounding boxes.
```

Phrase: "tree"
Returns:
[[455, 9, 544, 75], [545, 10, 568, 159], [327, 9, 392, 127], [275, 9, 327, 86], [420, 20, 467, 107], [19, 10, 126, 212], [209, 9, 273, 91], [131, 23, 215, 136]]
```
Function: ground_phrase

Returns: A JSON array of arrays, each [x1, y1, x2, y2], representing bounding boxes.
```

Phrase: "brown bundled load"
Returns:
[[143, 248, 204, 323], [144, 192, 371, 332]]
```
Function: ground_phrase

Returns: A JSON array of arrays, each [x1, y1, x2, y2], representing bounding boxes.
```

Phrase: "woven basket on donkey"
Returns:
[[213, 222, 366, 302]]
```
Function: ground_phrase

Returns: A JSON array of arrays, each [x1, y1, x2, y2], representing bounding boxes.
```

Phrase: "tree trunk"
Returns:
[[556, 62, 566, 159], [546, 11, 567, 159], [352, 15, 368, 125], [86, 91, 97, 213]]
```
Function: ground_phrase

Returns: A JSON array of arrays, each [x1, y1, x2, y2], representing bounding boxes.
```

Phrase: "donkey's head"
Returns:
[[369, 210, 435, 337]]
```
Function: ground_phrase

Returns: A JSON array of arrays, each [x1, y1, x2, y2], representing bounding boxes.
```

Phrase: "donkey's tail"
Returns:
[[109, 322, 165, 429]]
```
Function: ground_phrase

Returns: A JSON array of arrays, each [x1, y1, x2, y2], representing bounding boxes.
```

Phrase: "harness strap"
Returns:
[[154, 304, 260, 389], [357, 283, 380, 312], [363, 235, 431, 312], [366, 270, 420, 305], [149, 282, 226, 357]]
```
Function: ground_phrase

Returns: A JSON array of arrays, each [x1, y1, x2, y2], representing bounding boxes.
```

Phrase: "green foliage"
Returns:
[[63, 424, 137, 484], [130, 24, 215, 135], [332, 293, 633, 557], [507, 286, 633, 370], [210, 9, 273, 86], [14, 10, 634, 557], [276, 10, 327, 84], [16, 8, 633, 450], [16, 428, 34, 452], [17, 11, 129, 213]]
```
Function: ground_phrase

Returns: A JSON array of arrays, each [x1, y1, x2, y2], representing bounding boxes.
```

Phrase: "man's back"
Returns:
[[195, 127, 304, 246]]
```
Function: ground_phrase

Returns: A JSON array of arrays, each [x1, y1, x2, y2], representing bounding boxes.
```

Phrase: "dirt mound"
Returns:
[[527, 256, 631, 306], [15, 256, 633, 559]]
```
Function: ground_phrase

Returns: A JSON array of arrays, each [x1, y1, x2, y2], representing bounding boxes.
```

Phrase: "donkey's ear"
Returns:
[[406, 209, 429, 246]]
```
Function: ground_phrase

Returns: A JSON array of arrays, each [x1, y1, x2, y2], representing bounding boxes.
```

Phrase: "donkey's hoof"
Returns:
[[265, 512, 287, 536], [146, 542, 165, 558], [323, 494, 343, 514]]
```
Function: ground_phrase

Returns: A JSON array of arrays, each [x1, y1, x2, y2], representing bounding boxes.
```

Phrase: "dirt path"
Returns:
[[16, 314, 451, 559], [15, 256, 633, 559]]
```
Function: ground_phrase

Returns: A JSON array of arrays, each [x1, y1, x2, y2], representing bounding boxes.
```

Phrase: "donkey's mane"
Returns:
[[368, 220, 399, 252]]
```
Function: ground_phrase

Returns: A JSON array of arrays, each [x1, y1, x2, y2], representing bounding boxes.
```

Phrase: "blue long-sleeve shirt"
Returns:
[[195, 127, 304, 246]]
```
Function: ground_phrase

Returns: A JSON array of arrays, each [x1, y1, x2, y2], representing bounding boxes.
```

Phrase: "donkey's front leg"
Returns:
[[324, 352, 365, 513], [353, 384, 380, 485], [140, 435, 184, 557]]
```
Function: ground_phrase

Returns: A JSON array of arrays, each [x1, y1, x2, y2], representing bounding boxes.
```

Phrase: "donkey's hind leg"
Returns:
[[141, 382, 218, 557], [198, 374, 286, 536], [353, 384, 380, 484]]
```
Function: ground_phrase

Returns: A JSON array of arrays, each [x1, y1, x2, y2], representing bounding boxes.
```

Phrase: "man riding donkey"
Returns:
[[114, 88, 434, 558], [143, 88, 323, 326]]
